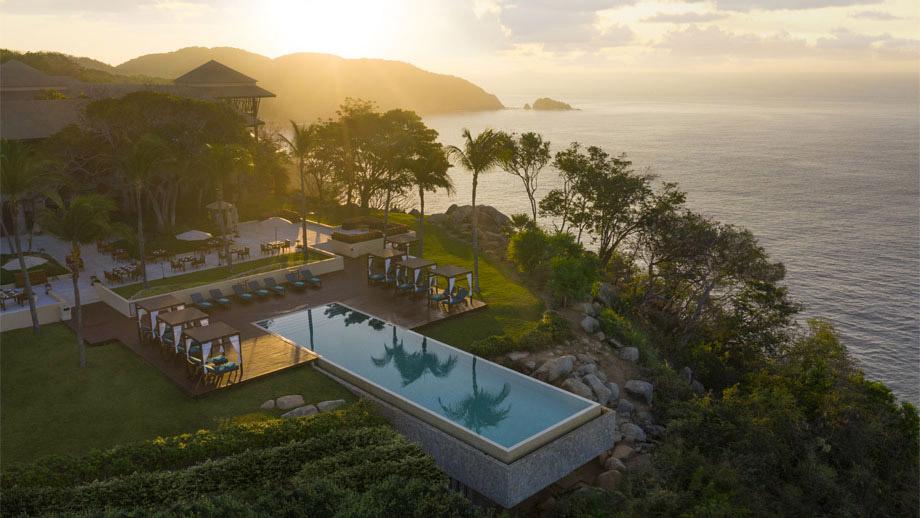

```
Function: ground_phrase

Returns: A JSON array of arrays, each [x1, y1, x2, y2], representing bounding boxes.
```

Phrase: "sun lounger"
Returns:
[[285, 272, 306, 290], [264, 277, 285, 296], [190, 292, 213, 311], [209, 289, 232, 309], [232, 284, 254, 303], [248, 280, 270, 298], [441, 288, 469, 311], [300, 268, 322, 288]]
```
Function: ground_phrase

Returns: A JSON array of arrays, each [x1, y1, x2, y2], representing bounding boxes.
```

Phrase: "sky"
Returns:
[[1, 0, 917, 98]]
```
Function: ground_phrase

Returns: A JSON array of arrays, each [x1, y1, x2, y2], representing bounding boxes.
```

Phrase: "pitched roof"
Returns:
[[0, 100, 86, 140], [174, 60, 257, 85], [0, 60, 69, 89]]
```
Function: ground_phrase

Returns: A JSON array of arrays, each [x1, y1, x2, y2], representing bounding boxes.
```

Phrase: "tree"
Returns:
[[115, 134, 169, 289], [406, 142, 452, 255], [438, 357, 511, 434], [279, 121, 316, 262], [42, 194, 123, 367], [445, 129, 509, 294], [202, 143, 253, 270], [0, 140, 58, 334], [378, 109, 435, 241], [499, 132, 550, 222]]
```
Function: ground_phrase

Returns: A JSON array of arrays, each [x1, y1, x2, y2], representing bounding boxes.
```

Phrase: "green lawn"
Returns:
[[0, 324, 353, 466], [113, 251, 327, 299], [388, 213, 545, 348]]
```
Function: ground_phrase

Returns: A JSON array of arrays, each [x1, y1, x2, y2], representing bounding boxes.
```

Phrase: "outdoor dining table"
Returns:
[[0, 288, 26, 308]]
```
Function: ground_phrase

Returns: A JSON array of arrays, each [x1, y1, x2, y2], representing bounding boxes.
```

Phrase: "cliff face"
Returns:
[[116, 47, 504, 122]]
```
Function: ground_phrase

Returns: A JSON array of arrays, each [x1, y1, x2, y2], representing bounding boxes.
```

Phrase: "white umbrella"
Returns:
[[262, 216, 293, 241], [175, 230, 213, 241], [2, 255, 47, 270]]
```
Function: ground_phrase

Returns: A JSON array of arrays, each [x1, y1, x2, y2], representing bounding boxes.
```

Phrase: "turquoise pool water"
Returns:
[[256, 303, 597, 452]]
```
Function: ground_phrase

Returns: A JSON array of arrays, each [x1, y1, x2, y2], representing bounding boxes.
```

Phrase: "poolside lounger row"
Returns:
[[228, 269, 322, 304]]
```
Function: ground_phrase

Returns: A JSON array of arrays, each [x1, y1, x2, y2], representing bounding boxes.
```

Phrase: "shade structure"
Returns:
[[369, 248, 404, 260], [183, 321, 242, 373], [156, 307, 209, 353], [135, 294, 186, 338], [430, 264, 474, 306], [2, 255, 47, 270], [175, 229, 213, 241]]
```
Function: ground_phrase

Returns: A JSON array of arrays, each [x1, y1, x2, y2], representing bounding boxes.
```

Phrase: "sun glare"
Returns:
[[261, 0, 401, 58]]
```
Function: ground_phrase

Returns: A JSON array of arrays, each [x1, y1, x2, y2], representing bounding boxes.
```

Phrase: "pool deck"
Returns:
[[71, 257, 486, 396]]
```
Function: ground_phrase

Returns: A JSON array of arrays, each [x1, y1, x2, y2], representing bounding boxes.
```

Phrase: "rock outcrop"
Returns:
[[532, 97, 574, 110]]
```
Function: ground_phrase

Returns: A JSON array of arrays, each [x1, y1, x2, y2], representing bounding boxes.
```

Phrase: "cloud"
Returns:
[[850, 10, 902, 20], [491, 1, 636, 50], [642, 11, 726, 23], [710, 0, 883, 12], [0, 0, 214, 14], [656, 25, 808, 58]]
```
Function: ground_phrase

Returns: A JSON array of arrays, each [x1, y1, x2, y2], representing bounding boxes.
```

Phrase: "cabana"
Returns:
[[367, 248, 404, 285], [156, 307, 209, 353], [395, 256, 436, 296], [384, 233, 418, 257], [182, 321, 243, 380], [429, 265, 473, 309], [134, 294, 185, 343], [206, 200, 239, 233]]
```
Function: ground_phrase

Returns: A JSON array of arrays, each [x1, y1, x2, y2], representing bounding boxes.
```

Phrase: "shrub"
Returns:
[[331, 230, 383, 243], [548, 254, 598, 307], [598, 308, 645, 348], [507, 226, 550, 275], [468, 310, 572, 357]]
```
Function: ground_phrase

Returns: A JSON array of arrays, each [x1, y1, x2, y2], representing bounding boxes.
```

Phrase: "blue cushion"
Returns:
[[210, 355, 228, 365], [368, 273, 384, 281]]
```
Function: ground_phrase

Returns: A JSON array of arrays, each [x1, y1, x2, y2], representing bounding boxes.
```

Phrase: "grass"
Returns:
[[0, 324, 353, 466], [0, 252, 69, 285], [113, 251, 327, 299], [387, 213, 545, 349]]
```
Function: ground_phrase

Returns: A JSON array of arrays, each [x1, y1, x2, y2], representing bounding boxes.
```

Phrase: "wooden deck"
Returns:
[[70, 257, 486, 396]]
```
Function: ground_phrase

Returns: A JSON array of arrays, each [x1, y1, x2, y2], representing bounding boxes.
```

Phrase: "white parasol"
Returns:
[[175, 230, 213, 241]]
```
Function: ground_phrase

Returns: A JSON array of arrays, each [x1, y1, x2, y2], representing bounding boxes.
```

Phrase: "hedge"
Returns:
[[331, 230, 383, 243], [2, 401, 385, 489]]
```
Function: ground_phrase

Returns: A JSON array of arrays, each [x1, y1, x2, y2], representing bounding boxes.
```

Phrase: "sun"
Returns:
[[260, 0, 402, 58]]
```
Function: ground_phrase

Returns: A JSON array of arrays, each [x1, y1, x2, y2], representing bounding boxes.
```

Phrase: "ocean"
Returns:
[[422, 97, 920, 403]]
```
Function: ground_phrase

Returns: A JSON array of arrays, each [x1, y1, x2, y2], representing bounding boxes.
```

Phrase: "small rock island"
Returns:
[[529, 97, 574, 110]]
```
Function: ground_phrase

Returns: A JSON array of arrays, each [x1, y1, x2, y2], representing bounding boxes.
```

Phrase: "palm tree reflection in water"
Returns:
[[372, 327, 458, 387], [438, 357, 511, 434]]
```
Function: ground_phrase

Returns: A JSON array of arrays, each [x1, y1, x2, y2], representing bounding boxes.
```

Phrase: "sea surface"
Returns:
[[422, 97, 920, 403]]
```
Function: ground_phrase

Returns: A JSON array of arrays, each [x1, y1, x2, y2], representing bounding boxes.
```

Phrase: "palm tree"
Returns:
[[279, 121, 315, 262], [0, 140, 57, 334], [445, 129, 508, 294], [42, 194, 123, 367], [407, 142, 452, 255], [438, 357, 511, 434], [116, 134, 168, 289], [203, 143, 253, 270]]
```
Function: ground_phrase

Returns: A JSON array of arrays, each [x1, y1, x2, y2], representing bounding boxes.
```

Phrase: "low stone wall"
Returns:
[[316, 366, 617, 509], [94, 252, 344, 318], [324, 237, 384, 258]]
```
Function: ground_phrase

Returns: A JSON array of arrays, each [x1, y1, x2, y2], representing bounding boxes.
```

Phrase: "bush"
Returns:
[[331, 230, 383, 243], [548, 254, 598, 307], [507, 226, 550, 275], [598, 308, 645, 348], [468, 310, 572, 357]]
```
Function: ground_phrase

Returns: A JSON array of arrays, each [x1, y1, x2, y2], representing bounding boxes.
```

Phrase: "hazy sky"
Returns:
[[1, 0, 917, 97]]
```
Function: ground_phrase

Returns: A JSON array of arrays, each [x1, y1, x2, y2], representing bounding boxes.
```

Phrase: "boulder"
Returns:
[[584, 374, 612, 405], [625, 380, 654, 404], [620, 423, 647, 443], [507, 351, 530, 362], [317, 399, 346, 412], [606, 382, 620, 402], [595, 469, 623, 491], [259, 399, 276, 410], [645, 424, 666, 439], [577, 362, 598, 376], [444, 205, 511, 235], [604, 456, 627, 471], [616, 398, 634, 417], [580, 302, 597, 316], [594, 331, 606, 342], [575, 353, 597, 364], [580, 316, 600, 334], [618, 347, 639, 362], [597, 282, 616, 307], [426, 213, 448, 226], [611, 443, 635, 461], [680, 366, 693, 384], [281, 405, 318, 418], [534, 355, 575, 383], [561, 377, 594, 400], [595, 370, 608, 382], [523, 359, 536, 371], [635, 410, 654, 428], [276, 394, 305, 410], [609, 337, 625, 349], [592, 302, 603, 315]]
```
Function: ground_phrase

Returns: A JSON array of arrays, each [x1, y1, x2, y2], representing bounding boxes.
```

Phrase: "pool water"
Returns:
[[256, 303, 598, 452]]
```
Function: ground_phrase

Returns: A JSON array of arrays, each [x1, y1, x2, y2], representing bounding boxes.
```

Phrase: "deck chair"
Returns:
[[285, 272, 306, 291], [190, 292, 213, 311], [300, 268, 322, 288], [209, 289, 232, 309], [232, 284, 254, 303], [263, 277, 285, 296], [441, 287, 470, 312], [248, 280, 270, 299]]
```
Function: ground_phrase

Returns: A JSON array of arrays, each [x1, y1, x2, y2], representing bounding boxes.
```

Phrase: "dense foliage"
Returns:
[[0, 49, 165, 85], [1, 402, 482, 517]]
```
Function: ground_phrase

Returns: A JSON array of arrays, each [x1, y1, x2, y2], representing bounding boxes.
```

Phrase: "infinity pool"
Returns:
[[255, 302, 600, 462]]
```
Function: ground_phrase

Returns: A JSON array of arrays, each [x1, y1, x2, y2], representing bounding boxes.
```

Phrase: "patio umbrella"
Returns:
[[2, 255, 47, 270], [262, 216, 293, 241], [175, 230, 213, 241]]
